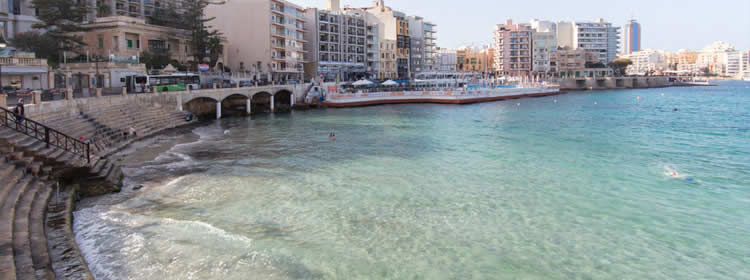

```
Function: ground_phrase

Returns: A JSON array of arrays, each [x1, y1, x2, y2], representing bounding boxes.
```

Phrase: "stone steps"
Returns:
[[29, 182, 55, 280], [13, 177, 41, 279]]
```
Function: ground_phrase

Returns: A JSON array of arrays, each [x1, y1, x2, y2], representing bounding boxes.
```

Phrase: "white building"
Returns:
[[530, 19, 557, 74], [697, 41, 736, 76], [436, 48, 457, 72], [557, 19, 620, 63], [622, 49, 666, 75], [0, 0, 39, 40]]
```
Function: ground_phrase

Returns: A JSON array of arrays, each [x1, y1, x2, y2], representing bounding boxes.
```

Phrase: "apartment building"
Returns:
[[379, 39, 397, 79], [493, 19, 532, 76], [621, 49, 666, 75], [304, 6, 367, 81], [436, 48, 457, 72], [696, 41, 735, 75], [0, 0, 39, 40], [530, 19, 557, 75], [552, 48, 600, 78], [558, 19, 620, 63], [90, 0, 185, 20], [408, 16, 437, 73], [457, 46, 494, 74], [363, 0, 411, 79], [207, 0, 307, 82]]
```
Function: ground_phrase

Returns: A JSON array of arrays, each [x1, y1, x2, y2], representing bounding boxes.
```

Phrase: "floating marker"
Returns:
[[637, 96, 641, 100], [517, 103, 521, 106], [594, 102, 598, 105], [661, 93, 665, 96]]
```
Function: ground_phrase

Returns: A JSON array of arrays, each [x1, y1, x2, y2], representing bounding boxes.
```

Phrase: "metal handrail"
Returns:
[[0, 106, 91, 164]]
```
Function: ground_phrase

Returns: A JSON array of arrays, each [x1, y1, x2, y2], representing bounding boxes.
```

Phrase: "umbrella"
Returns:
[[352, 79, 374, 86], [382, 80, 398, 86]]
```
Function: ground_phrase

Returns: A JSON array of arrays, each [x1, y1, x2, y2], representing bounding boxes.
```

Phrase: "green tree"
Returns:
[[140, 49, 172, 70], [31, 0, 91, 61], [96, 1, 111, 17], [182, 0, 224, 70], [10, 31, 61, 68], [608, 58, 633, 77]]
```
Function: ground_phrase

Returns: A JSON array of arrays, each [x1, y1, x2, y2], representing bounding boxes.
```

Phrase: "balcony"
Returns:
[[0, 57, 48, 67]]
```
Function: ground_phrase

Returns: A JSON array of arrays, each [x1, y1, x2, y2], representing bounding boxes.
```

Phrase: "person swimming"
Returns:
[[329, 132, 336, 140]]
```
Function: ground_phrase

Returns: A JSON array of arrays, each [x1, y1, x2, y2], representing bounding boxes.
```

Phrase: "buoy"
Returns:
[[554, 100, 557, 103], [637, 96, 641, 100], [661, 93, 664, 96], [594, 102, 598, 105], [517, 103, 521, 106]]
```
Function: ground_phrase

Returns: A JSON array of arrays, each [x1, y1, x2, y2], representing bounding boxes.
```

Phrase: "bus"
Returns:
[[123, 73, 201, 93]]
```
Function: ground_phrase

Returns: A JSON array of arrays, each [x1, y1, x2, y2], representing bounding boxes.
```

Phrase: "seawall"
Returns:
[[559, 77, 670, 91]]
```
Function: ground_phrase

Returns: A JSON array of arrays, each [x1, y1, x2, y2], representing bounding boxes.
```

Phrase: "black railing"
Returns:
[[0, 107, 90, 164]]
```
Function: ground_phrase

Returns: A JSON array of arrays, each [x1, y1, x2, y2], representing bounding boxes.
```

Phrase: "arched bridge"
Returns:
[[177, 85, 300, 119]]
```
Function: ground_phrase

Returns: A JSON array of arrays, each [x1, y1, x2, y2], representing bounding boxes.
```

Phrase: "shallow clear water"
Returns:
[[74, 81, 750, 279]]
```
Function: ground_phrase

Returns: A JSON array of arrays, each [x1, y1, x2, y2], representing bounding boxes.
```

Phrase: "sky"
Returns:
[[295, 0, 750, 51]]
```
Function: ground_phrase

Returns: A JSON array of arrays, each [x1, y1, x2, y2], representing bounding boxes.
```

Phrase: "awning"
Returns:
[[1, 67, 49, 74]]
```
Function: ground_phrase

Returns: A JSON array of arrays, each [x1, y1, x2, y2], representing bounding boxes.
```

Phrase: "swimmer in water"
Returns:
[[329, 132, 336, 140]]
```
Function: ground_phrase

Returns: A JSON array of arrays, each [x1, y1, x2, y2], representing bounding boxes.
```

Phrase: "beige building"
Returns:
[[362, 0, 410, 79], [378, 39, 397, 79], [551, 48, 599, 78], [78, 16, 193, 65], [457, 47, 494, 74], [206, 0, 308, 82]]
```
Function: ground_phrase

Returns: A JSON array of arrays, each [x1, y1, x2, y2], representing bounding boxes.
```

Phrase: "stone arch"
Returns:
[[221, 93, 250, 117], [184, 97, 219, 118], [251, 92, 273, 114], [273, 90, 293, 112]]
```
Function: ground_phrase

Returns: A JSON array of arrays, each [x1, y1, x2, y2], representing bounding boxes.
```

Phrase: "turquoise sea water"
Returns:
[[74, 81, 749, 279]]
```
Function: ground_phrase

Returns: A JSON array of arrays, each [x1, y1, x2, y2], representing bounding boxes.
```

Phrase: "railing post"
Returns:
[[45, 127, 50, 148], [0, 93, 7, 108], [86, 142, 91, 164]]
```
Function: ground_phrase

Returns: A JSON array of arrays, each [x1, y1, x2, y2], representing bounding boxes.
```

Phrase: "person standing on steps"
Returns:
[[13, 98, 25, 130]]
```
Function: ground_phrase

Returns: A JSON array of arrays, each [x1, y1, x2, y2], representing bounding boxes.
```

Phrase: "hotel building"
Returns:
[[206, 0, 308, 81], [622, 19, 641, 55], [304, 4, 368, 81], [493, 19, 533, 77], [557, 19, 620, 63]]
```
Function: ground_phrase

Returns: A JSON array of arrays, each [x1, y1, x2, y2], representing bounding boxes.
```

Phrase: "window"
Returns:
[[136, 40, 140, 49], [113, 36, 119, 50], [98, 36, 104, 49], [127, 39, 133, 48]]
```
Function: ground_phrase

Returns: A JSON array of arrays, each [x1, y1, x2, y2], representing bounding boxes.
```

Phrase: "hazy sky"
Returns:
[[295, 0, 750, 51]]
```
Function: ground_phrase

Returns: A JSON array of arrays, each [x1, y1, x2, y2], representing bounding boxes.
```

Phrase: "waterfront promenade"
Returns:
[[324, 87, 563, 107]]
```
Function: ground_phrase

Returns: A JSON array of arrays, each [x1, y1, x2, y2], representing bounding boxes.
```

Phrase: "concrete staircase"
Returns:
[[0, 141, 56, 280], [43, 103, 188, 155]]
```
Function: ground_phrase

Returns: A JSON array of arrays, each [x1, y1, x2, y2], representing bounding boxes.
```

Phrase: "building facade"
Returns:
[[621, 49, 666, 75], [457, 46, 493, 74], [551, 48, 599, 78], [78, 16, 193, 65], [493, 19, 532, 77], [206, 0, 307, 82], [558, 19, 620, 63], [623, 19, 641, 55], [304, 7, 367, 81], [0, 0, 39, 40], [436, 48, 457, 72], [378, 39, 397, 79], [530, 20, 557, 75], [407, 16, 437, 74]]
